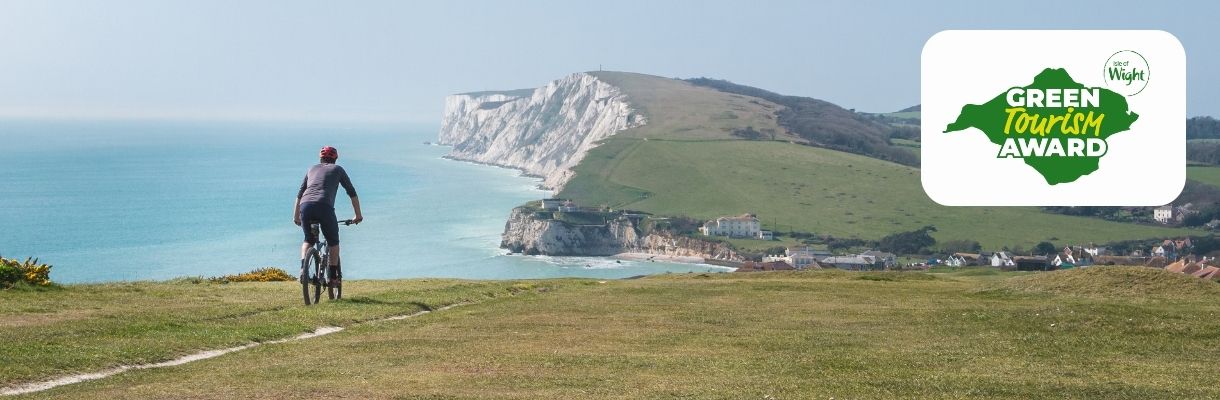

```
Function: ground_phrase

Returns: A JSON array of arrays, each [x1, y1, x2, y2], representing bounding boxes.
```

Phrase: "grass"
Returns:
[[7, 268, 1220, 399], [561, 138, 1199, 248], [588, 71, 796, 142], [890, 138, 920, 148], [1186, 165, 1220, 189], [876, 110, 922, 121], [560, 72, 1197, 249], [0, 278, 561, 387], [988, 266, 1220, 299]]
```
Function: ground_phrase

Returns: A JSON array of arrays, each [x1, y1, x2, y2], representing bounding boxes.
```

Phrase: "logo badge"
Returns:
[[1104, 50, 1150, 96], [921, 30, 1185, 206]]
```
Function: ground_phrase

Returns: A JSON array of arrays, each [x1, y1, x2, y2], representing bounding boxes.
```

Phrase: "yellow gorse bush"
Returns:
[[211, 267, 294, 283], [0, 256, 53, 287]]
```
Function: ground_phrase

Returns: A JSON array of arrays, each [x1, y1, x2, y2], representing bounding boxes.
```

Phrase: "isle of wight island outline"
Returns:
[[944, 68, 1139, 185]]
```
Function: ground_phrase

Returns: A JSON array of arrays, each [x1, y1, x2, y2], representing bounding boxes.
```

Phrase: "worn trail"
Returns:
[[0, 303, 467, 396]]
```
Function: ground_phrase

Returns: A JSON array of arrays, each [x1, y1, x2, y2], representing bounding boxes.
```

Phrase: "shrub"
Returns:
[[0, 263, 21, 287], [211, 267, 294, 283], [1, 256, 54, 288]]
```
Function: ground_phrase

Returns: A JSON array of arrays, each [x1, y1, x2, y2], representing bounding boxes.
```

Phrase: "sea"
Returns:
[[0, 119, 731, 283]]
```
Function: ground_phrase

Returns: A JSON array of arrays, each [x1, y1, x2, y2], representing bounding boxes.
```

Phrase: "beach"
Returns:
[[612, 252, 707, 264]]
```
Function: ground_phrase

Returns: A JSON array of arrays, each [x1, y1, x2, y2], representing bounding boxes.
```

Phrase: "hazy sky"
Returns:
[[1, 0, 1216, 122]]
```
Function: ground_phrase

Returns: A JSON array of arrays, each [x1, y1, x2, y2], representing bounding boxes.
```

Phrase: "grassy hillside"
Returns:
[[7, 269, 1220, 399], [1187, 165, 1220, 189], [558, 72, 1204, 250], [589, 71, 796, 142], [561, 138, 1197, 249]]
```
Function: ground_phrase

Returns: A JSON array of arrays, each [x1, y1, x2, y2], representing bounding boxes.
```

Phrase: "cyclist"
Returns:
[[294, 146, 363, 285]]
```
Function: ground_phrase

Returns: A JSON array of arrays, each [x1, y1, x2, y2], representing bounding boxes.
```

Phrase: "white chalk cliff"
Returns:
[[437, 73, 645, 191]]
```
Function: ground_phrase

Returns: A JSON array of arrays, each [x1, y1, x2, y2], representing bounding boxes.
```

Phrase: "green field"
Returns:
[[1187, 165, 1220, 189], [890, 138, 920, 148], [561, 137, 1197, 249], [5, 268, 1220, 399]]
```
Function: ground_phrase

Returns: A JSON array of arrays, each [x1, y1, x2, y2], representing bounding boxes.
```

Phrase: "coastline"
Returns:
[[612, 252, 707, 265], [440, 153, 553, 192]]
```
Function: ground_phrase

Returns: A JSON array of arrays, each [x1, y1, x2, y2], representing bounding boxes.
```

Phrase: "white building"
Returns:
[[541, 198, 568, 210], [860, 250, 897, 269], [990, 252, 1015, 267], [762, 247, 823, 269], [700, 214, 761, 238], [1154, 205, 1174, 224]]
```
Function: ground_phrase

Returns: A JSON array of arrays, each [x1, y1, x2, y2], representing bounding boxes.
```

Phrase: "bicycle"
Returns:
[[300, 219, 355, 305]]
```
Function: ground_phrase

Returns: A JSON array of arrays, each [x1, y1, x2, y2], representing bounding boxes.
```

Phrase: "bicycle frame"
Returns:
[[300, 219, 354, 305]]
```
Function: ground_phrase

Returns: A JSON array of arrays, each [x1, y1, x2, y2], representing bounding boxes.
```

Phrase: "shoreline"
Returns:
[[439, 152, 554, 192], [612, 252, 707, 265]]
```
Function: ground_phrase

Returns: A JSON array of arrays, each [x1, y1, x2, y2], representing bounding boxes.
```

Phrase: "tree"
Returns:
[[1033, 241, 1057, 256], [878, 225, 937, 255]]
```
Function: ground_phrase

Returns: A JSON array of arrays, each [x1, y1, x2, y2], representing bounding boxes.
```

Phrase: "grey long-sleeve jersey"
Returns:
[[297, 163, 357, 206]]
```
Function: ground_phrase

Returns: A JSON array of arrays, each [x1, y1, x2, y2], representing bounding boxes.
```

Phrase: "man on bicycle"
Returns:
[[294, 146, 363, 285]]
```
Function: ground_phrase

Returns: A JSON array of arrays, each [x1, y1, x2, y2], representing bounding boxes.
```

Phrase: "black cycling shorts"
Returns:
[[300, 201, 339, 245]]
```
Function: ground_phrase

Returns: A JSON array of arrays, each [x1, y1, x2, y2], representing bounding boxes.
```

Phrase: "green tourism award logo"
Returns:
[[922, 30, 1185, 206], [943, 67, 1140, 185]]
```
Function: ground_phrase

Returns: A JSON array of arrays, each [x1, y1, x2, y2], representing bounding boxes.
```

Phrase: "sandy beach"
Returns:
[[612, 252, 707, 264]]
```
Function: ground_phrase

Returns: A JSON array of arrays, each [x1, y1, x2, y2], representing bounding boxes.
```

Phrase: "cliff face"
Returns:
[[437, 73, 645, 191], [500, 208, 741, 260]]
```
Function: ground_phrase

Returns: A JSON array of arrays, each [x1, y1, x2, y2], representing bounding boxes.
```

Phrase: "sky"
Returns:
[[0, 0, 1216, 122]]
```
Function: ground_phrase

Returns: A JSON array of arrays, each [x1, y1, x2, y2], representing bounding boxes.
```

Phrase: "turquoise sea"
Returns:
[[0, 119, 730, 283]]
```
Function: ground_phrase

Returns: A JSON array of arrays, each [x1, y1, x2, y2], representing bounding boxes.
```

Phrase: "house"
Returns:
[[821, 255, 875, 271], [954, 253, 983, 266], [1193, 266, 1220, 280], [990, 252, 1015, 268], [775, 246, 824, 268], [765, 247, 825, 269], [700, 214, 761, 238], [757, 230, 774, 240], [801, 248, 835, 262], [558, 199, 580, 213], [759, 261, 796, 271], [1052, 253, 1077, 268], [860, 250, 897, 269], [541, 198, 568, 210], [1152, 238, 1192, 261], [1154, 205, 1174, 223]]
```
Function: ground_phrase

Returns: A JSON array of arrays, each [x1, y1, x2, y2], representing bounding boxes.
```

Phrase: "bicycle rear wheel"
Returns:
[[301, 249, 323, 305], [327, 265, 342, 300]]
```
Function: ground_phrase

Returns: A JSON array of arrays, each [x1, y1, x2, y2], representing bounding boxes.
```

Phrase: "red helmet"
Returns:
[[320, 146, 339, 160]]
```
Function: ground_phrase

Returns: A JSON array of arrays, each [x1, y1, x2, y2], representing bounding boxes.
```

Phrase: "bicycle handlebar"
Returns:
[[307, 219, 358, 227]]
